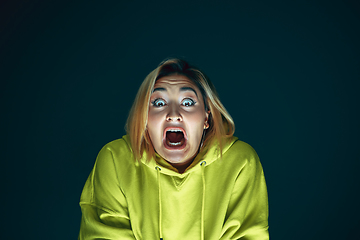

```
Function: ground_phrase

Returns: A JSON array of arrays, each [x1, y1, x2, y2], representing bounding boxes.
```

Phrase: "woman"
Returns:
[[78, 59, 269, 239]]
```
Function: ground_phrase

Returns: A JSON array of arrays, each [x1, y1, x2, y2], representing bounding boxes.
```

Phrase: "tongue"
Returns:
[[167, 132, 184, 143]]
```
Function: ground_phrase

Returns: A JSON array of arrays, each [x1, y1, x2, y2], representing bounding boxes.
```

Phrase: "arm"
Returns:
[[78, 145, 136, 240], [220, 150, 269, 240]]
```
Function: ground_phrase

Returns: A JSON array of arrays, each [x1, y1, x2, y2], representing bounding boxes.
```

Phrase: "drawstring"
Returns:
[[200, 161, 207, 240], [155, 166, 163, 240]]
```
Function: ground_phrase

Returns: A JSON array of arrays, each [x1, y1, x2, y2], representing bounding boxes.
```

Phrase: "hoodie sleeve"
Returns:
[[220, 147, 269, 240], [78, 144, 136, 240]]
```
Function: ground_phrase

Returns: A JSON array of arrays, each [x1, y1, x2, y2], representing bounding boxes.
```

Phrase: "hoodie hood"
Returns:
[[122, 135, 238, 176]]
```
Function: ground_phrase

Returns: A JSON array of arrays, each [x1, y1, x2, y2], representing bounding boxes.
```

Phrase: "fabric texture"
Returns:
[[78, 135, 269, 240]]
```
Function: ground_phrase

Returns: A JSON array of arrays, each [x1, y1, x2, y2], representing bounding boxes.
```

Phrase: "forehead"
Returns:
[[153, 75, 199, 92]]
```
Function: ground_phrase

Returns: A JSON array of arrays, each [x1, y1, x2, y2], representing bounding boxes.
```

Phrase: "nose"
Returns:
[[166, 104, 182, 122], [167, 116, 182, 122]]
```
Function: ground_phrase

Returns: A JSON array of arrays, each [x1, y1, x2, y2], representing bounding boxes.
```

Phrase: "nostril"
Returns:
[[167, 116, 182, 121]]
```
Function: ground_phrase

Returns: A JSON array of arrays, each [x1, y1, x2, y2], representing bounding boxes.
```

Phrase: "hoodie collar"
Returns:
[[127, 135, 238, 176]]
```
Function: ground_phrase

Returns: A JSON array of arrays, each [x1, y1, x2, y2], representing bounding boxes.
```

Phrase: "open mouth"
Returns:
[[163, 127, 186, 150]]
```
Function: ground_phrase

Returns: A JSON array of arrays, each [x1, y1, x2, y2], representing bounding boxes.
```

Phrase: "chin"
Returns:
[[162, 147, 196, 164], [163, 151, 188, 163]]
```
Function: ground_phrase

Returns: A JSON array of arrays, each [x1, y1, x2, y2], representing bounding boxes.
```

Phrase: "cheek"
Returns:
[[187, 111, 207, 136], [189, 110, 206, 124], [147, 112, 162, 139]]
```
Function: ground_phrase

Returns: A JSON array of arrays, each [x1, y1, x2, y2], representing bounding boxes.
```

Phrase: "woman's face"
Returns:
[[147, 75, 209, 169]]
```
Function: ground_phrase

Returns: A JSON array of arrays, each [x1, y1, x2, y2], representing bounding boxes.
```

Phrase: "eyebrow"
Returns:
[[180, 87, 198, 97], [152, 87, 166, 92], [152, 87, 198, 97]]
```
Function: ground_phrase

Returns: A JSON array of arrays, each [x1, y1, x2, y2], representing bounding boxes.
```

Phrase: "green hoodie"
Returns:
[[78, 135, 269, 239]]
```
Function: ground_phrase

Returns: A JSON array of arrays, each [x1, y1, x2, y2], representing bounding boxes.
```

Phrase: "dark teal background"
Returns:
[[1, 0, 359, 239]]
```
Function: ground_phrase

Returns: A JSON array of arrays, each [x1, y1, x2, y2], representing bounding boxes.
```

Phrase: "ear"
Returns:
[[204, 111, 210, 129]]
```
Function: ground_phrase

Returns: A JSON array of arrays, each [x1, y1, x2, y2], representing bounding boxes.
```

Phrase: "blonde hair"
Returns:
[[126, 58, 235, 161]]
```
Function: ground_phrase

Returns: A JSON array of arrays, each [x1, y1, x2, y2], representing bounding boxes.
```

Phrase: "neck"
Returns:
[[169, 158, 194, 174]]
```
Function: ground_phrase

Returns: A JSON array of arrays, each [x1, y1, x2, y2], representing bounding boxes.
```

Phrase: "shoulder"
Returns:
[[227, 139, 258, 157], [95, 136, 135, 167], [98, 136, 132, 156], [224, 139, 265, 183], [225, 138, 261, 167]]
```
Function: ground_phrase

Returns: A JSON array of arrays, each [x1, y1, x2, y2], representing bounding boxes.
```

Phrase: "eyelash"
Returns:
[[151, 98, 196, 107], [182, 98, 196, 106], [152, 98, 166, 107]]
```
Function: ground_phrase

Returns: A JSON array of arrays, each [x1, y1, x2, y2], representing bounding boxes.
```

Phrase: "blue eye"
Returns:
[[152, 98, 166, 107], [182, 98, 196, 107]]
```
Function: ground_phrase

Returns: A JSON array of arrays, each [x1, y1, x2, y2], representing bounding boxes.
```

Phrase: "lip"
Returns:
[[163, 126, 187, 150]]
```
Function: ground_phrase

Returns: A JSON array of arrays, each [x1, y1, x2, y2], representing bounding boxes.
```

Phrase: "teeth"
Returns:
[[168, 142, 182, 146], [167, 129, 182, 132]]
